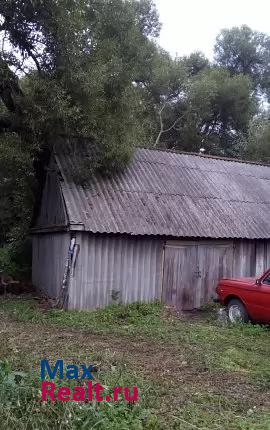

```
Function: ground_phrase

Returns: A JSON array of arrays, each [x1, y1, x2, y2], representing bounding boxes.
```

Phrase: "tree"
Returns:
[[137, 48, 188, 147], [0, 132, 34, 273], [188, 68, 254, 155], [238, 115, 270, 162], [143, 54, 254, 155], [142, 51, 210, 148], [181, 52, 209, 77], [214, 25, 270, 98], [0, 0, 160, 160]]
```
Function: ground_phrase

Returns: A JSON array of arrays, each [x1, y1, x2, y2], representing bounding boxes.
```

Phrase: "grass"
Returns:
[[0, 297, 270, 429]]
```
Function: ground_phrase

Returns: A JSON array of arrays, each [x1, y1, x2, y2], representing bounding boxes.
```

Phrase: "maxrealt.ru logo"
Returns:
[[40, 360, 139, 402]]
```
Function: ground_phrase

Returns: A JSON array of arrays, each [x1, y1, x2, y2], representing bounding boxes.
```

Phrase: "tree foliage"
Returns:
[[238, 114, 270, 162], [214, 25, 270, 98], [0, 0, 160, 156], [141, 53, 254, 154]]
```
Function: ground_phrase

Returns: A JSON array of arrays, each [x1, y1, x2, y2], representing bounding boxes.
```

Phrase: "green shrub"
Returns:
[[0, 239, 32, 278]]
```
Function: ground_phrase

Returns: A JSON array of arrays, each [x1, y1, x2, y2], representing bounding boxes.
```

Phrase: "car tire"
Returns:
[[227, 299, 250, 323]]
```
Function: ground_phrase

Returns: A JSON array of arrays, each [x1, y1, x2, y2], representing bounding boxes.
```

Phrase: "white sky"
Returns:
[[155, 0, 270, 59]]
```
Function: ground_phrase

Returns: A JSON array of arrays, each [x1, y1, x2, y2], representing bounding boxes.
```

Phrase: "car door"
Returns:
[[245, 273, 270, 323], [257, 274, 270, 323]]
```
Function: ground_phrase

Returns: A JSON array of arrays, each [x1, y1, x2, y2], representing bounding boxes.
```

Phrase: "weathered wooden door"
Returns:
[[162, 243, 200, 309], [198, 242, 233, 306], [162, 241, 233, 310]]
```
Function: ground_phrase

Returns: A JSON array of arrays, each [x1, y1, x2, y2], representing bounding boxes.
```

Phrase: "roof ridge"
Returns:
[[132, 157, 270, 181], [137, 147, 270, 168]]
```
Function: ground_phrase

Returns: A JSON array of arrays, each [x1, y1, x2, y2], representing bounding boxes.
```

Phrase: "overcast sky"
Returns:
[[155, 0, 269, 59]]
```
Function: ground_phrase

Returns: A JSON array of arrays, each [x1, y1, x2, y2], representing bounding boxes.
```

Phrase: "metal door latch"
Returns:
[[194, 269, 202, 278]]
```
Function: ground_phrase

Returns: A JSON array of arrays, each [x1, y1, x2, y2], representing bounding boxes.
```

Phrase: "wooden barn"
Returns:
[[31, 147, 270, 310]]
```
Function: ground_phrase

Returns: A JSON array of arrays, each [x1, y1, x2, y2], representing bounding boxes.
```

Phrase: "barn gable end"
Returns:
[[35, 159, 68, 231]]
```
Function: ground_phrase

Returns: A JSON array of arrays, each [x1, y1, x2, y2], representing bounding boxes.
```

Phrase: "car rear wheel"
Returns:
[[227, 299, 249, 323]]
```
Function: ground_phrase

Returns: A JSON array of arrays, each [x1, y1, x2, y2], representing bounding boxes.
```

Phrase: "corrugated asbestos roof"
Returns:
[[55, 148, 270, 239]]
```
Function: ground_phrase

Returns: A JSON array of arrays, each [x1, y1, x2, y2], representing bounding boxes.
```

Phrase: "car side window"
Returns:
[[262, 276, 270, 285]]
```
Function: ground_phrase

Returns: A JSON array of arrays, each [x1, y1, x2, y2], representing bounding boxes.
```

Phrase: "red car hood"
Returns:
[[219, 277, 256, 287]]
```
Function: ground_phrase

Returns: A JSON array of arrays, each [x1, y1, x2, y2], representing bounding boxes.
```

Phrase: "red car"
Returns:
[[216, 269, 270, 324]]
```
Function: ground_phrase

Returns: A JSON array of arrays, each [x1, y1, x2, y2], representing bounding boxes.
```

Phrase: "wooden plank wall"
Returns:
[[32, 234, 270, 311], [68, 234, 164, 310], [233, 239, 269, 278]]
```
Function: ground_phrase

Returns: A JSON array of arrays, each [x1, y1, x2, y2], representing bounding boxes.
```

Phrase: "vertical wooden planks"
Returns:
[[68, 233, 163, 310], [255, 241, 268, 276], [198, 243, 233, 305], [162, 244, 199, 310], [32, 232, 71, 297], [163, 240, 233, 310]]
